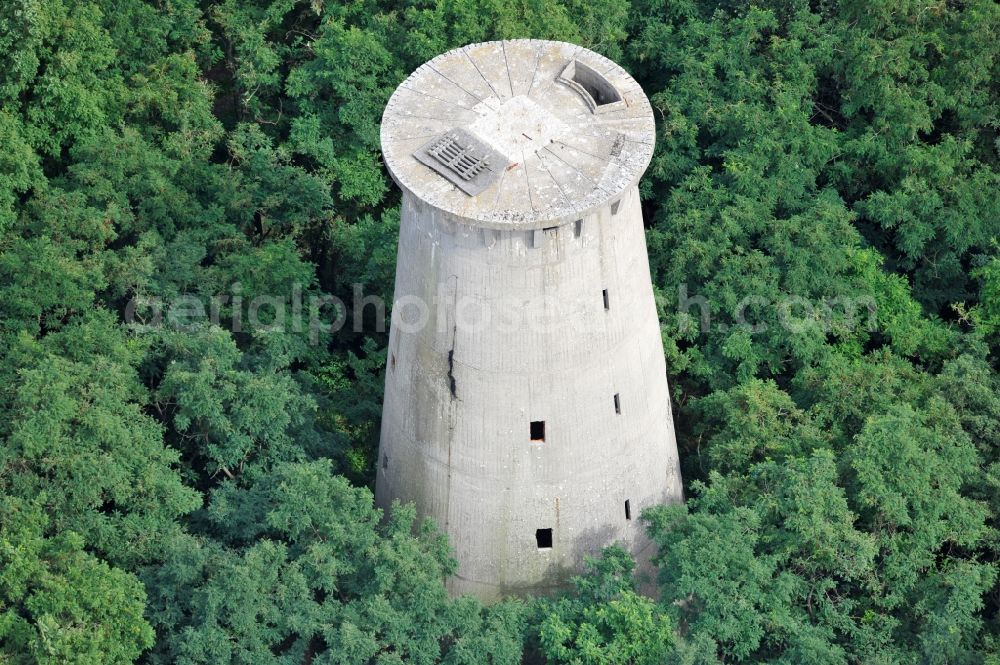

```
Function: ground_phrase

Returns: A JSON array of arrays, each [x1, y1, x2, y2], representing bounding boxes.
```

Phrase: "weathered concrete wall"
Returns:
[[375, 183, 683, 600]]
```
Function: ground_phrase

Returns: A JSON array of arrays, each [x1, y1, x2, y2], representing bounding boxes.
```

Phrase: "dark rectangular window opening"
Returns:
[[573, 219, 583, 238], [625, 500, 632, 521], [536, 528, 553, 549], [381, 453, 389, 470], [530, 420, 546, 442], [602, 289, 610, 311], [614, 393, 621, 414], [390, 353, 396, 371], [611, 200, 621, 215]]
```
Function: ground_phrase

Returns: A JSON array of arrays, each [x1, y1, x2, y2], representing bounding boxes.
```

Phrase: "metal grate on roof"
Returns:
[[414, 128, 507, 196], [428, 133, 491, 180]]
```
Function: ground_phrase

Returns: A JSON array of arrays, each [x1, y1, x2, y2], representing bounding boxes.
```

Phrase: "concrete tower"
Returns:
[[377, 40, 682, 600]]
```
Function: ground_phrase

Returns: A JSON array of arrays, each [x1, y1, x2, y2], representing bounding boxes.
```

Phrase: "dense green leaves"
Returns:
[[1, 313, 200, 567], [0, 498, 154, 664], [539, 546, 674, 665], [142, 460, 520, 665], [1, 0, 999, 662]]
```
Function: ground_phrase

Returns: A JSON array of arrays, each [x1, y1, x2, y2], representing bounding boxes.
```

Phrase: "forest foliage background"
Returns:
[[2, 0, 1000, 663]]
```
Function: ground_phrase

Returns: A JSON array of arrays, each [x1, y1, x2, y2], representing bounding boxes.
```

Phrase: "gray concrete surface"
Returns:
[[376, 39, 683, 601]]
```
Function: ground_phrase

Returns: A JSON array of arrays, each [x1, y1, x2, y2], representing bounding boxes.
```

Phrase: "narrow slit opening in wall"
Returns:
[[614, 393, 621, 414], [536, 528, 553, 549], [530, 420, 546, 442], [602, 289, 610, 310], [611, 200, 621, 215], [390, 353, 396, 371], [381, 453, 388, 470], [625, 500, 632, 520], [573, 219, 583, 238]]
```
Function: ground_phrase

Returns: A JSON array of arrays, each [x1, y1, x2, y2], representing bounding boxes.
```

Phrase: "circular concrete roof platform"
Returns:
[[380, 40, 656, 230]]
